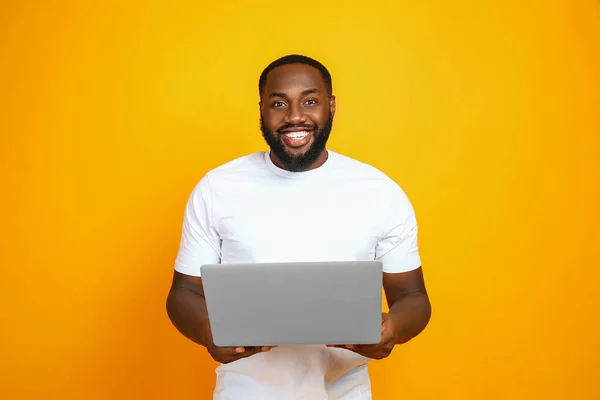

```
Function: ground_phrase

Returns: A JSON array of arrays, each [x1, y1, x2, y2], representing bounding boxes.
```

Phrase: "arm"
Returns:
[[332, 267, 431, 359], [166, 269, 274, 363], [166, 271, 211, 347], [384, 266, 431, 344], [166, 175, 218, 348], [331, 182, 430, 358], [166, 176, 272, 363], [378, 183, 430, 345]]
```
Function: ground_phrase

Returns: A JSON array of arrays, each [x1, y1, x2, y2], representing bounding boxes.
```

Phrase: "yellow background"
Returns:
[[1, 0, 599, 399]]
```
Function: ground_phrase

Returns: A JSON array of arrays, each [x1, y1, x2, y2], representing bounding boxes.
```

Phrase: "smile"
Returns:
[[282, 130, 311, 139], [279, 129, 314, 148]]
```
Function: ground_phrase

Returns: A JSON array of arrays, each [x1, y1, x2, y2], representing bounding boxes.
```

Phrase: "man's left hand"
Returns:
[[327, 312, 396, 360]]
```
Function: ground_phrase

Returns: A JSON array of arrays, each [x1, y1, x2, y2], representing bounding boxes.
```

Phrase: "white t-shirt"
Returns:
[[174, 150, 421, 400]]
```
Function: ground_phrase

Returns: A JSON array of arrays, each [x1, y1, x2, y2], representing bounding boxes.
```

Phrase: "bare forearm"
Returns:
[[166, 287, 210, 347], [389, 292, 431, 344]]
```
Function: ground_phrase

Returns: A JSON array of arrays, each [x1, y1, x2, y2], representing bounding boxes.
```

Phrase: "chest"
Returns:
[[213, 180, 383, 263]]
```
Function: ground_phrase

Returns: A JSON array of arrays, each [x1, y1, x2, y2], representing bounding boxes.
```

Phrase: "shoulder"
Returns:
[[329, 151, 415, 217], [206, 152, 266, 180], [188, 152, 267, 197], [204, 151, 268, 184], [330, 151, 406, 193]]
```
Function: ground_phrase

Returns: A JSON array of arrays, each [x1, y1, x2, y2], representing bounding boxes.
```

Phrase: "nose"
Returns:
[[285, 103, 307, 125]]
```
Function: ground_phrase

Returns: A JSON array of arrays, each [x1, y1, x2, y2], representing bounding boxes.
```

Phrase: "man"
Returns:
[[166, 54, 431, 399]]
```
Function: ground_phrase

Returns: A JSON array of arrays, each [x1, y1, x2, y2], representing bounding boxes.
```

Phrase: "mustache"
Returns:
[[276, 123, 317, 133]]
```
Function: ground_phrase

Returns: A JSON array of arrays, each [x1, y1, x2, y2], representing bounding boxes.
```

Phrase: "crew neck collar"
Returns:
[[263, 149, 332, 178]]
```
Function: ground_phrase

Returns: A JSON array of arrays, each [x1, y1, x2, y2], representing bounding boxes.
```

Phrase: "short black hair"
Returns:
[[258, 54, 333, 97]]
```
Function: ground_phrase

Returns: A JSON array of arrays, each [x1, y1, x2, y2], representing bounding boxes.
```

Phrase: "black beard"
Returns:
[[260, 112, 333, 172]]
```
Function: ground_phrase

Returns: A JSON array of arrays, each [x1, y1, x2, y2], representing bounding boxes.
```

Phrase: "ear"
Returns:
[[329, 95, 336, 117]]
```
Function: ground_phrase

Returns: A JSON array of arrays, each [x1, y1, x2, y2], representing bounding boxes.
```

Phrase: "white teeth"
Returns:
[[283, 131, 310, 139]]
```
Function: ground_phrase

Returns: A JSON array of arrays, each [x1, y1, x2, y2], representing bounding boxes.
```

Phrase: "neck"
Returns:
[[270, 149, 329, 172]]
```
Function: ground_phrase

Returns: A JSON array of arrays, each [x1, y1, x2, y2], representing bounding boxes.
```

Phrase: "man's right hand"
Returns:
[[166, 272, 276, 364], [207, 344, 275, 364], [201, 320, 276, 364]]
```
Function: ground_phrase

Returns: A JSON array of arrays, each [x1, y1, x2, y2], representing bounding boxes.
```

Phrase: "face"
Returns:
[[260, 63, 336, 172]]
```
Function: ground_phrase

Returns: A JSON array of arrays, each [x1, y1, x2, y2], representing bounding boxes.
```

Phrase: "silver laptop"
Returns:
[[200, 260, 383, 347]]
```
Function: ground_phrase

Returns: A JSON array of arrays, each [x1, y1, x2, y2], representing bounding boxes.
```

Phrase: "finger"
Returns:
[[244, 346, 264, 353], [228, 346, 261, 354], [346, 346, 381, 359], [225, 346, 261, 361], [234, 346, 275, 354], [348, 344, 375, 353], [212, 346, 245, 354], [325, 344, 356, 352], [329, 343, 376, 356], [328, 344, 355, 349]]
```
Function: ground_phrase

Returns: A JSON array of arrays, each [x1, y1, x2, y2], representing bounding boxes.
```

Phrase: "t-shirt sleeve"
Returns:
[[174, 174, 221, 277], [375, 183, 422, 273]]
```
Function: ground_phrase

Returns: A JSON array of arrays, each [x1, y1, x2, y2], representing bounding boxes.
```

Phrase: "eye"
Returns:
[[272, 101, 286, 108], [304, 99, 318, 105]]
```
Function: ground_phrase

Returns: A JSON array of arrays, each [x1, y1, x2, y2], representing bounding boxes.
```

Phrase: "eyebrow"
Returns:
[[268, 88, 320, 98]]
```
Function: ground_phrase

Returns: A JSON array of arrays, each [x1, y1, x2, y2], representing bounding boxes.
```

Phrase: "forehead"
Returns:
[[263, 63, 327, 96]]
